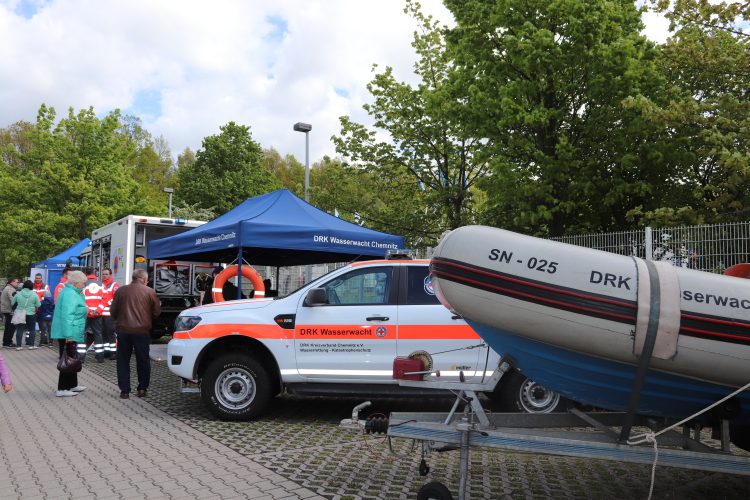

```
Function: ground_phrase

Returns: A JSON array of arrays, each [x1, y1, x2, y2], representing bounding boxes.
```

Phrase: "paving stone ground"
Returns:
[[0, 343, 322, 500], [2, 340, 750, 499]]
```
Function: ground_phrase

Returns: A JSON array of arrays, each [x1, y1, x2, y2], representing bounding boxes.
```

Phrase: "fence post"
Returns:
[[645, 227, 653, 261]]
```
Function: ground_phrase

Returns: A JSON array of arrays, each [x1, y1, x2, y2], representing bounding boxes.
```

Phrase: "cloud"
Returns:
[[0, 0, 665, 166]]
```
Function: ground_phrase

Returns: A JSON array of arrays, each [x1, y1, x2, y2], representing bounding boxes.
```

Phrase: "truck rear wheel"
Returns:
[[491, 370, 569, 414], [201, 354, 271, 420]]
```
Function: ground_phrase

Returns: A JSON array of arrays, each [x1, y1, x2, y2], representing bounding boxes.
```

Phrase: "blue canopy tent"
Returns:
[[31, 238, 91, 292], [148, 189, 405, 266]]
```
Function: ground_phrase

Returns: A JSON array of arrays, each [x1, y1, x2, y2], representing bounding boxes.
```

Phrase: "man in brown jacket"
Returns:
[[110, 269, 160, 399]]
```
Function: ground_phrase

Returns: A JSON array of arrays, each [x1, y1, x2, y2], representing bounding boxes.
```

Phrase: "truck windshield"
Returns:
[[277, 267, 341, 299]]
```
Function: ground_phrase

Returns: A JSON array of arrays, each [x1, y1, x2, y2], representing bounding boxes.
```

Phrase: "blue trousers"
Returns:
[[116, 332, 151, 394], [16, 314, 36, 347]]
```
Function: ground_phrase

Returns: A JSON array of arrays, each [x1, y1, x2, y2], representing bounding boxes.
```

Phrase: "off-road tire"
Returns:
[[201, 354, 271, 421], [417, 481, 453, 500]]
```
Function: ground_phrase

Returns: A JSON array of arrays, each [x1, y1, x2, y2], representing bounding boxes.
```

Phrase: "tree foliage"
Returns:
[[445, 0, 674, 236], [177, 122, 279, 215], [334, 1, 491, 237], [0, 105, 154, 276], [625, 0, 750, 224], [263, 147, 305, 195]]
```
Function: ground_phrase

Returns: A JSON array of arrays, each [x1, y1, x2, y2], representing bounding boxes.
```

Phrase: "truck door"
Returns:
[[294, 265, 397, 381], [396, 265, 488, 382]]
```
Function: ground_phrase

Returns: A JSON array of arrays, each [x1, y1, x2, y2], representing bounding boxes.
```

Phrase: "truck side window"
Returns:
[[323, 268, 392, 305], [406, 266, 440, 305]]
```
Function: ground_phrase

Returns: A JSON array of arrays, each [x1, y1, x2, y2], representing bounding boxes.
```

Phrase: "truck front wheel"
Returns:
[[201, 354, 272, 420]]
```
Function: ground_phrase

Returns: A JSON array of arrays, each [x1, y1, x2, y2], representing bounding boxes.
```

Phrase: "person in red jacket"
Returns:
[[31, 273, 50, 345], [100, 267, 119, 360], [83, 268, 105, 362], [54, 268, 70, 303], [32, 273, 50, 301]]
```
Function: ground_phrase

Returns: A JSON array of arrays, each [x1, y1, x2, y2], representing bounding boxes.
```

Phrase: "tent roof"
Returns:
[[148, 189, 405, 266], [32, 238, 91, 269]]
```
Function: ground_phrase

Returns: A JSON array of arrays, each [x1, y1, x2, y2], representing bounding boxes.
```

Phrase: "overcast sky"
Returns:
[[0, 0, 670, 165]]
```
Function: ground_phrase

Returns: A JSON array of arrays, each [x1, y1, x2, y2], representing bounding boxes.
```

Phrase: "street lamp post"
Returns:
[[164, 187, 174, 218], [293, 122, 312, 285], [293, 122, 312, 202]]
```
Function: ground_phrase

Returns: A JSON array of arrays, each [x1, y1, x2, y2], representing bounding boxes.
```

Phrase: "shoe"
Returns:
[[137, 389, 147, 398], [55, 390, 78, 397], [70, 386, 87, 392], [16, 347, 22, 351], [29, 346, 38, 350], [2, 344, 12, 349], [120, 392, 129, 399]]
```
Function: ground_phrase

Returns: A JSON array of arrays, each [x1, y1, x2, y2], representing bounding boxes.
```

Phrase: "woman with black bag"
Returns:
[[50, 270, 88, 397]]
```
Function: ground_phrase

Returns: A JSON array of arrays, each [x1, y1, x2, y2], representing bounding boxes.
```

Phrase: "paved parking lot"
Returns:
[[91, 346, 750, 499], [0, 344, 320, 500], [2, 342, 750, 499]]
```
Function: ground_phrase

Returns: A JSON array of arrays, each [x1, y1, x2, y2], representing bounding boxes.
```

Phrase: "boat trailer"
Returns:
[[340, 369, 750, 500]]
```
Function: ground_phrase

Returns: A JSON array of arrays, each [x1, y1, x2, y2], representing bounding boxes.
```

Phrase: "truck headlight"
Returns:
[[175, 316, 202, 332]]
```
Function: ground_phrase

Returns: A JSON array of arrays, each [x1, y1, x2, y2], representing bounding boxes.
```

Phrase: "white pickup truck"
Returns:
[[167, 257, 567, 420]]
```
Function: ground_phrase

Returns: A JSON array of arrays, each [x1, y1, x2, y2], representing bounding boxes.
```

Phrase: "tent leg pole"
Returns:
[[237, 247, 243, 300]]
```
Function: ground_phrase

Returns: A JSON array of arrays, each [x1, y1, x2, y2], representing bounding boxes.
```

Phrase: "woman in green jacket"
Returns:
[[50, 270, 88, 397], [11, 281, 41, 350]]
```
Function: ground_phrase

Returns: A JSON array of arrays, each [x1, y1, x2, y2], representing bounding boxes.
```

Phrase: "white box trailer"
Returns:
[[89, 215, 214, 337]]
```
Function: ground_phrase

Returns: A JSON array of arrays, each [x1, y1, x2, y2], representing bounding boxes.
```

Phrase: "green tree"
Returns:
[[0, 105, 141, 275], [626, 1, 750, 223], [177, 122, 279, 215], [171, 202, 217, 221], [334, 1, 491, 234], [263, 147, 305, 195], [308, 156, 431, 247], [445, 0, 671, 236], [120, 115, 176, 216]]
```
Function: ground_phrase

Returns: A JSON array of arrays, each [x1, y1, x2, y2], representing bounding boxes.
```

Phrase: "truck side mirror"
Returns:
[[304, 288, 328, 307]]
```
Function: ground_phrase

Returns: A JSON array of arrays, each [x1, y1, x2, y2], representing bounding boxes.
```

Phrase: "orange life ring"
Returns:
[[211, 265, 265, 302]]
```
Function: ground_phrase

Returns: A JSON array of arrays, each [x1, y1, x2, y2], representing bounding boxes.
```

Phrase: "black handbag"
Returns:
[[57, 341, 83, 373]]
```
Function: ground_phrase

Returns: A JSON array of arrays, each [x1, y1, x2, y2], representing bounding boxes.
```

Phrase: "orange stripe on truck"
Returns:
[[350, 259, 430, 267], [397, 324, 480, 340], [173, 322, 479, 341], [173, 323, 291, 340]]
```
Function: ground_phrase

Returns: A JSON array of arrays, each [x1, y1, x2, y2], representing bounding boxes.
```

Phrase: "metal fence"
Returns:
[[242, 222, 750, 296], [552, 221, 750, 274]]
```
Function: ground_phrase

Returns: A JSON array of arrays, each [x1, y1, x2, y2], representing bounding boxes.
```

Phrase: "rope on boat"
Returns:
[[627, 380, 750, 500]]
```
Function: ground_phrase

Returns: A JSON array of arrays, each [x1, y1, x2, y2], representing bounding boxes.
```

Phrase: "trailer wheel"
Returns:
[[492, 370, 569, 414], [201, 354, 271, 421], [729, 422, 750, 452], [417, 481, 453, 500]]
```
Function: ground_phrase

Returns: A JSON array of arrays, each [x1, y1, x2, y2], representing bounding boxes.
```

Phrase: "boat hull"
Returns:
[[431, 225, 750, 423], [468, 321, 750, 423]]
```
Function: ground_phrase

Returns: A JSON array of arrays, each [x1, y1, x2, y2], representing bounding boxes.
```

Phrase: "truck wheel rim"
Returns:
[[215, 368, 256, 410], [519, 379, 559, 413]]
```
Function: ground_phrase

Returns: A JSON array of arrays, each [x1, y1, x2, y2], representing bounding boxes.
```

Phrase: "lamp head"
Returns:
[[293, 122, 312, 133]]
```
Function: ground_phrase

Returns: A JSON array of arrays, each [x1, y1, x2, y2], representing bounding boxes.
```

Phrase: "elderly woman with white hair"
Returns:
[[50, 270, 88, 397]]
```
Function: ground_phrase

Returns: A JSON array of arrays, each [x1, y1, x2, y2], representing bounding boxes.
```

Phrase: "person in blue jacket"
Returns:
[[38, 290, 55, 346]]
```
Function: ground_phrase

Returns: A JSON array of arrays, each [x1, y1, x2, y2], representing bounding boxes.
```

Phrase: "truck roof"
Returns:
[[92, 215, 206, 237]]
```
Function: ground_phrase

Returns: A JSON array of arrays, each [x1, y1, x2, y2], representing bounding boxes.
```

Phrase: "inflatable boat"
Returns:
[[430, 226, 750, 428]]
